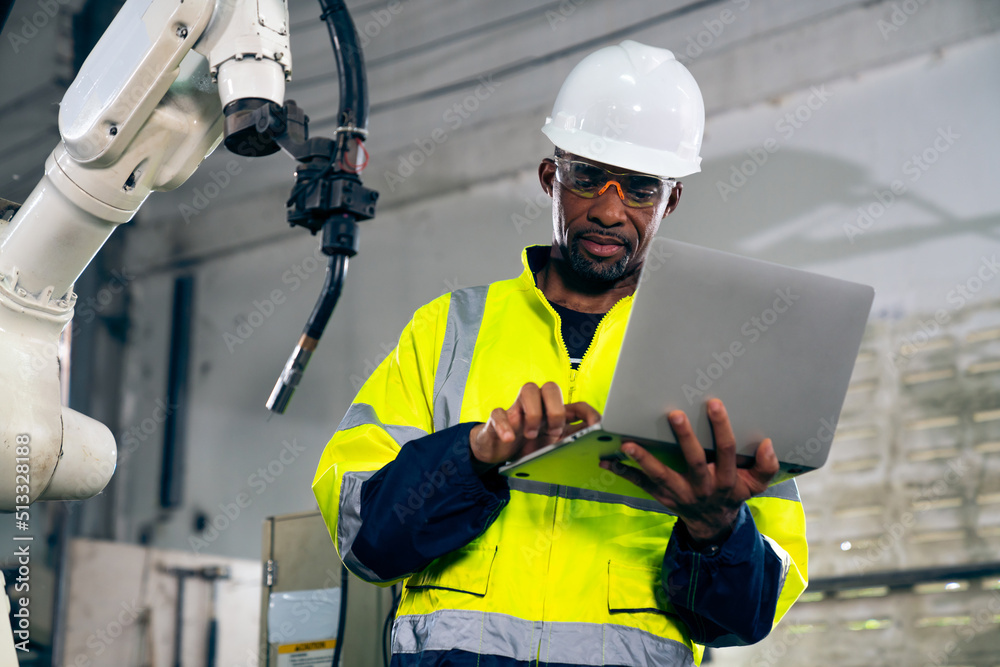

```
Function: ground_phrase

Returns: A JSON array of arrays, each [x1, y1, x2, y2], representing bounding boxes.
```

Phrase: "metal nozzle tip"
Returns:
[[266, 378, 296, 415], [266, 345, 313, 414]]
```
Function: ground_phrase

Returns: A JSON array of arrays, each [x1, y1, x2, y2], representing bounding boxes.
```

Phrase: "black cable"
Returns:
[[382, 584, 401, 667], [0, 0, 14, 36], [303, 0, 366, 350], [267, 0, 372, 413], [291, 0, 386, 32], [318, 0, 370, 132], [331, 564, 349, 667], [304, 253, 348, 341], [381, 597, 392, 666]]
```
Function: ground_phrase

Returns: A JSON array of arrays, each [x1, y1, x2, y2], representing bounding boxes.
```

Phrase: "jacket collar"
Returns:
[[519, 245, 552, 289]]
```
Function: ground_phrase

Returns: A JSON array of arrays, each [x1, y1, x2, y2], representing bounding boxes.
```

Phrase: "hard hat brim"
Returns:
[[541, 124, 701, 178]]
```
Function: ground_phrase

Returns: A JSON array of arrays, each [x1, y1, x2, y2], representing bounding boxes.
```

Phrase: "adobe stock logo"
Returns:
[[682, 288, 799, 403], [716, 86, 833, 203], [7, 0, 72, 54], [678, 0, 751, 63]]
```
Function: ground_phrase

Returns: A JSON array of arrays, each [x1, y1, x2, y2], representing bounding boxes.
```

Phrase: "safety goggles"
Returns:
[[553, 157, 676, 209]]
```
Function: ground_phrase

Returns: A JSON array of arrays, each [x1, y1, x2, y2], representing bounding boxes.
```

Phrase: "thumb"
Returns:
[[745, 439, 779, 493]]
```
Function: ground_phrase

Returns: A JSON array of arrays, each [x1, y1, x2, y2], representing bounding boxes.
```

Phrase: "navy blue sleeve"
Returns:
[[662, 505, 786, 647], [350, 422, 510, 581]]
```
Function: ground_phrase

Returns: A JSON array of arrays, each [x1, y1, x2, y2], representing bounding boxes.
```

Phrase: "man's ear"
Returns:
[[539, 158, 556, 197], [662, 181, 683, 218]]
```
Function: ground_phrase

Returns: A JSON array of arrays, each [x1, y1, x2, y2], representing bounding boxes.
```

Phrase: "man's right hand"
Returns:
[[469, 381, 600, 472]]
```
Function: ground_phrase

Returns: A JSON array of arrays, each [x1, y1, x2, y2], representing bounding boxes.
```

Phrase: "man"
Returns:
[[313, 40, 807, 666]]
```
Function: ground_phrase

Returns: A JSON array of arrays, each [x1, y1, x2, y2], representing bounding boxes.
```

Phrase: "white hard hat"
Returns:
[[542, 40, 705, 177]]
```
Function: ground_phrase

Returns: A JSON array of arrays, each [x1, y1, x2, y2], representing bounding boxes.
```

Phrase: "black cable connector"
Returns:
[[331, 564, 349, 667]]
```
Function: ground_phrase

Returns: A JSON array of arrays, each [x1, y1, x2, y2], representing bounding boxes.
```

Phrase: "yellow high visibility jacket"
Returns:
[[313, 246, 808, 666]]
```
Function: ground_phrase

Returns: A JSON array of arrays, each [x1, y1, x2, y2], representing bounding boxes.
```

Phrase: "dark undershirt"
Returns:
[[548, 301, 605, 369], [528, 246, 607, 369]]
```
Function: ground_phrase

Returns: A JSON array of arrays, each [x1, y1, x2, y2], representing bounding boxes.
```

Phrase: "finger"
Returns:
[[668, 411, 711, 491], [520, 437, 546, 458], [540, 382, 567, 442], [741, 438, 780, 493], [564, 401, 601, 427], [621, 441, 688, 497], [506, 397, 523, 437], [564, 420, 593, 437], [489, 407, 515, 445], [474, 408, 515, 466], [600, 458, 657, 497], [517, 382, 543, 439], [600, 458, 680, 511], [707, 399, 737, 492]]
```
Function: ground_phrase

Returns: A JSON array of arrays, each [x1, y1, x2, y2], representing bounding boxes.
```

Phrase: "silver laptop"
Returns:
[[499, 238, 874, 498]]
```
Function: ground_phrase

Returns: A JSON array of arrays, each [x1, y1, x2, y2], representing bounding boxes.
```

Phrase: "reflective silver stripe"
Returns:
[[393, 610, 694, 667], [338, 470, 391, 583], [335, 403, 426, 583], [758, 479, 800, 502], [762, 533, 792, 602], [433, 286, 489, 432], [337, 402, 428, 447], [393, 610, 537, 661], [505, 477, 559, 498], [506, 475, 796, 513], [508, 477, 678, 516], [541, 619, 695, 666]]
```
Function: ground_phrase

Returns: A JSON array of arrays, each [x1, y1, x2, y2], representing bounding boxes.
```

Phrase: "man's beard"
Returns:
[[566, 233, 634, 285]]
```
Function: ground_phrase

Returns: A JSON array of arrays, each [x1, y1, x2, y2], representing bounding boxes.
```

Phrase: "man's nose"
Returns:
[[588, 181, 629, 226], [597, 181, 626, 201]]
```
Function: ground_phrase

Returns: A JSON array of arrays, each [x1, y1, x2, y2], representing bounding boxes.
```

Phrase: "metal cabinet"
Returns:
[[259, 511, 393, 667]]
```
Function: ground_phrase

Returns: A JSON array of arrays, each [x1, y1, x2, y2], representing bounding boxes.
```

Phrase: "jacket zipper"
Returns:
[[570, 296, 630, 398], [533, 284, 631, 401], [533, 286, 574, 394]]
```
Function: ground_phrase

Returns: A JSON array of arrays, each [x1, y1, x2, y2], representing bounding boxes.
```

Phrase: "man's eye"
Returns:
[[628, 177, 660, 200], [572, 166, 604, 184]]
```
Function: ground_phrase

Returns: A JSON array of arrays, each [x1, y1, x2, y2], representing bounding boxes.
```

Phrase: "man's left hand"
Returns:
[[600, 398, 779, 544]]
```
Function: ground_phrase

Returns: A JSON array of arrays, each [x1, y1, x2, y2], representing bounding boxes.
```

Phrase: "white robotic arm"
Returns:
[[0, 0, 291, 511], [2, 1, 381, 660]]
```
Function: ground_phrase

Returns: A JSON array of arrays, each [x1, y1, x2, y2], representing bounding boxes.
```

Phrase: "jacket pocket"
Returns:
[[607, 561, 673, 615], [406, 545, 497, 597]]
